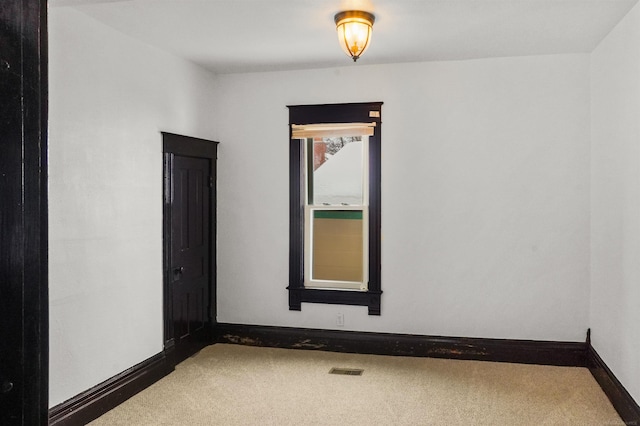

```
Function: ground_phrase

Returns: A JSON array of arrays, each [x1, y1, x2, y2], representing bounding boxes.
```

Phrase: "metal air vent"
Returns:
[[329, 368, 364, 376]]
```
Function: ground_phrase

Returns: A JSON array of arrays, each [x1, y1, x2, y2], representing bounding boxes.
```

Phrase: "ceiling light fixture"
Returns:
[[334, 10, 375, 62]]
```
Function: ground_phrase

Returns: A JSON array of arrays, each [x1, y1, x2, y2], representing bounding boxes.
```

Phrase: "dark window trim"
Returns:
[[287, 102, 382, 315]]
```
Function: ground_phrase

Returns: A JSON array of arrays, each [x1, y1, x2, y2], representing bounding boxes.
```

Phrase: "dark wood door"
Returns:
[[0, 0, 48, 423], [169, 155, 211, 359]]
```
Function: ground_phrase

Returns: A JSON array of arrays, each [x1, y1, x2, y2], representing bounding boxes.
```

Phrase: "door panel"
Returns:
[[0, 0, 48, 422], [170, 155, 210, 352]]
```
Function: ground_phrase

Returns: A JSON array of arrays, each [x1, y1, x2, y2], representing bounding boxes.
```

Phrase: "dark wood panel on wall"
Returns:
[[0, 0, 48, 424]]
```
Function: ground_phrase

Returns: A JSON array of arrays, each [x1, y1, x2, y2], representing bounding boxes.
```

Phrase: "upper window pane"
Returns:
[[309, 136, 363, 206]]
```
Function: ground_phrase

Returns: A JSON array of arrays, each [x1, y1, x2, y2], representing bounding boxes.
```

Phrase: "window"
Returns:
[[302, 130, 370, 291], [288, 103, 382, 315]]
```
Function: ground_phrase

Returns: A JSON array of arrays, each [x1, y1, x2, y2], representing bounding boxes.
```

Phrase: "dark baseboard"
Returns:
[[48, 351, 173, 426], [214, 323, 587, 367], [588, 345, 640, 426]]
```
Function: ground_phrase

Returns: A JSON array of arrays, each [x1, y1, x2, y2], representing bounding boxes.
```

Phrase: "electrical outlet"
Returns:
[[336, 313, 344, 327]]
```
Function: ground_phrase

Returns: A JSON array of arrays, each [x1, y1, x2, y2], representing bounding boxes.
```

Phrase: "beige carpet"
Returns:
[[90, 344, 623, 425]]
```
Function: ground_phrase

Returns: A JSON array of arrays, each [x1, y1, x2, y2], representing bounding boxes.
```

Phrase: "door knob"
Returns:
[[1, 380, 13, 393], [172, 266, 184, 282]]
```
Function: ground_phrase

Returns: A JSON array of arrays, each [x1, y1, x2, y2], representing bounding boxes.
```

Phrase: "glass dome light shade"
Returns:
[[334, 11, 375, 62]]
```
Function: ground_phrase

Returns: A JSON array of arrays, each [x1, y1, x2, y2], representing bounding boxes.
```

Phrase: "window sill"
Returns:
[[287, 286, 382, 315]]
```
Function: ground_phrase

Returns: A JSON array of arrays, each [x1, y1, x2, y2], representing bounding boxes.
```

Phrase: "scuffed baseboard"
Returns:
[[48, 351, 172, 426], [214, 323, 587, 366], [588, 345, 640, 426]]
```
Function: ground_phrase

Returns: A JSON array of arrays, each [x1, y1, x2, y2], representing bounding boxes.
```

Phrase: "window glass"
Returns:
[[311, 210, 364, 283], [303, 132, 368, 291], [308, 137, 363, 206]]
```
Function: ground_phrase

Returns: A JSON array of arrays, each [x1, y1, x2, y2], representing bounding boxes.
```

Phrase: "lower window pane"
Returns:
[[311, 210, 363, 282]]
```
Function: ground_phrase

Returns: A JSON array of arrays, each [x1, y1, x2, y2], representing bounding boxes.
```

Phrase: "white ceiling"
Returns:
[[50, 0, 638, 74]]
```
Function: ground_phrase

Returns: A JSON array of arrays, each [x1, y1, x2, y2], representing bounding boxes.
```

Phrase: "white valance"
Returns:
[[291, 122, 375, 139]]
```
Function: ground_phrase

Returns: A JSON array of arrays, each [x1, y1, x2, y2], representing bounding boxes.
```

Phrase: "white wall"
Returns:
[[214, 55, 591, 342], [48, 8, 219, 407], [590, 1, 640, 404]]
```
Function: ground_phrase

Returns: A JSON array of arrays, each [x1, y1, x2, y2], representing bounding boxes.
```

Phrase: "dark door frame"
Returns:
[[162, 132, 218, 363], [0, 0, 48, 423]]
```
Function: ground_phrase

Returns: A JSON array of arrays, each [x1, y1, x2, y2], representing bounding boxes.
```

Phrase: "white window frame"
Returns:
[[301, 133, 370, 291]]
